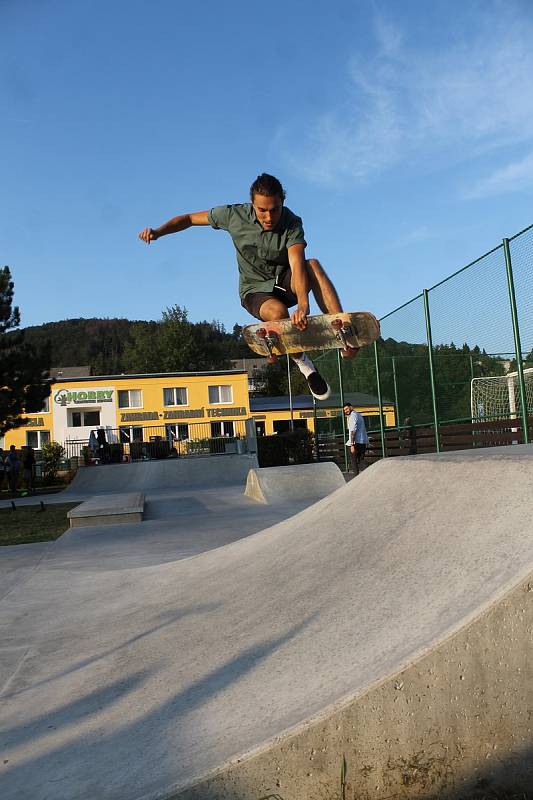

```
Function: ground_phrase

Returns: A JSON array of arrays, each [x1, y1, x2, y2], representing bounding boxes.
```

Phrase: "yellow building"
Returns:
[[250, 394, 396, 437], [2, 370, 251, 456], [2, 368, 395, 458]]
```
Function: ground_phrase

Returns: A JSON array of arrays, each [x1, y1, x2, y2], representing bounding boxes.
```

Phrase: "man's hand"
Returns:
[[138, 227, 159, 244], [291, 303, 309, 331]]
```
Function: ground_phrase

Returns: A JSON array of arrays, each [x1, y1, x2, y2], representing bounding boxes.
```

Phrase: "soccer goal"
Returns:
[[471, 367, 533, 420]]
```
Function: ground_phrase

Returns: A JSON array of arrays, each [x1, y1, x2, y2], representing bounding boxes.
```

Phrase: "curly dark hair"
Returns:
[[249, 173, 286, 202]]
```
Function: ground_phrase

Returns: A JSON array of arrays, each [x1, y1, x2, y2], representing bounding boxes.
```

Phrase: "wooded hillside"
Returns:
[[18, 308, 249, 376]]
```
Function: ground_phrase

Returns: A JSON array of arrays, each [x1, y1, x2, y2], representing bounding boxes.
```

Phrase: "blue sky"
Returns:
[[2, 0, 533, 333]]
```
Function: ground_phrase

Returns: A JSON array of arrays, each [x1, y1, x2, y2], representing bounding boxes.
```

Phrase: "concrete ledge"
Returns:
[[67, 492, 145, 528], [245, 462, 345, 505], [64, 453, 259, 495]]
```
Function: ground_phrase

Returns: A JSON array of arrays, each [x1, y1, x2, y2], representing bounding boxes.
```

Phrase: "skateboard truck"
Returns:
[[331, 318, 356, 350], [256, 328, 279, 364]]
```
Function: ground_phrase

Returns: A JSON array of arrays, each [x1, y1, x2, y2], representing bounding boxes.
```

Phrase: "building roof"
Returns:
[[49, 366, 92, 379], [250, 392, 392, 412], [51, 369, 248, 383]]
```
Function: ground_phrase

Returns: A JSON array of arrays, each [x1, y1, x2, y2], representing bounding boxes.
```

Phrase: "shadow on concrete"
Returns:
[[3, 669, 152, 751], [3, 603, 218, 701], [3, 618, 315, 799]]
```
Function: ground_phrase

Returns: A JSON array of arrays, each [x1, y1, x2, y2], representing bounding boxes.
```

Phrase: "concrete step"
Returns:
[[67, 492, 145, 528]]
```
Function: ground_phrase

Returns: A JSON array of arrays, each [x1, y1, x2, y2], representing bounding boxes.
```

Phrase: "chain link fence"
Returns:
[[314, 222, 533, 465]]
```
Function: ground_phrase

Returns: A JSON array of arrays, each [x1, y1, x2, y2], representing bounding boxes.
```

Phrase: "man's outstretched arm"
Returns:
[[288, 243, 310, 330], [138, 211, 209, 244]]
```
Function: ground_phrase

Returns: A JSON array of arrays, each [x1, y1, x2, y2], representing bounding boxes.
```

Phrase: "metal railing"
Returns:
[[312, 222, 533, 460], [63, 420, 250, 462]]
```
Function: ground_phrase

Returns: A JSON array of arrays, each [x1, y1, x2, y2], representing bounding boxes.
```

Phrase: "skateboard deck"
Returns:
[[243, 311, 380, 360]]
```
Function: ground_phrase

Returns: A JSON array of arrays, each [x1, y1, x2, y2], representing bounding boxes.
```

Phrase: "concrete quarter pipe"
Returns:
[[1, 446, 533, 799]]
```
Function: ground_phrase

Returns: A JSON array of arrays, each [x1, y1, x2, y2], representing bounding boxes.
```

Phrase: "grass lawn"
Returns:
[[0, 484, 70, 498], [0, 503, 78, 546]]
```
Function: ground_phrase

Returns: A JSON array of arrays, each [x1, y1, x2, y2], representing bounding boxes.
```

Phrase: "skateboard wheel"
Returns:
[[256, 328, 267, 339], [332, 318, 343, 331]]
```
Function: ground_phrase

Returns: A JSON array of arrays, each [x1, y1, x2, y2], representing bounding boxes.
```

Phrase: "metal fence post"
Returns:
[[392, 355, 400, 428], [337, 349, 349, 472], [286, 354, 294, 431], [423, 289, 440, 453], [373, 341, 386, 458], [312, 396, 319, 460], [503, 238, 529, 444]]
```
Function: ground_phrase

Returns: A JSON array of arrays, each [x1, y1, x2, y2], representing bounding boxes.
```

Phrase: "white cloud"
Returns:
[[279, 4, 533, 190], [466, 151, 533, 198], [388, 226, 433, 249]]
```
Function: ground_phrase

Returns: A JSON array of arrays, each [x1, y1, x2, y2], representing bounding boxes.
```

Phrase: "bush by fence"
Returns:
[[257, 429, 315, 468]]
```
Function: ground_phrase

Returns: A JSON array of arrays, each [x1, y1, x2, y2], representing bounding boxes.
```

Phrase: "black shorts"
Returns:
[[241, 268, 298, 320]]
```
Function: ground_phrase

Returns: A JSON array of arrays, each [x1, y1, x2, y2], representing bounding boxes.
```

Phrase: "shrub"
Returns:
[[41, 441, 65, 484], [257, 429, 315, 467]]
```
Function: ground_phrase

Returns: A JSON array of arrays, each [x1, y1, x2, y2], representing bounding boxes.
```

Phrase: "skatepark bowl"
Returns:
[[1, 446, 533, 799]]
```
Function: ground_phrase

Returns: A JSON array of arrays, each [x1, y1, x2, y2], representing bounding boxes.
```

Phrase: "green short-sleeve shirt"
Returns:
[[208, 203, 307, 299]]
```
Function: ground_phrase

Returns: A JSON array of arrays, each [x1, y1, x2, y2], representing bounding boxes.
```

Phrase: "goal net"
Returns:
[[471, 367, 533, 420]]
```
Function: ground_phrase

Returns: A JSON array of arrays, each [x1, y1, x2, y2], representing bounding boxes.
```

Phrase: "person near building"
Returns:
[[96, 427, 109, 463], [138, 173, 359, 402], [6, 445, 21, 496], [88, 429, 98, 458], [343, 402, 369, 475], [22, 446, 36, 493]]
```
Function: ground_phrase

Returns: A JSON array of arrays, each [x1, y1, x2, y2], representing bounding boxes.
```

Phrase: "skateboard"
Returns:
[[243, 311, 380, 363]]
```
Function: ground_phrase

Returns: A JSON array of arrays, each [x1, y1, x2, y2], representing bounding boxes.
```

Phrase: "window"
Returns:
[[211, 420, 235, 438], [41, 396, 50, 413], [208, 385, 232, 404], [118, 389, 142, 409], [26, 430, 50, 449], [69, 410, 101, 428], [119, 426, 144, 443], [84, 411, 100, 427], [273, 420, 307, 434], [163, 387, 188, 406], [165, 423, 189, 441]]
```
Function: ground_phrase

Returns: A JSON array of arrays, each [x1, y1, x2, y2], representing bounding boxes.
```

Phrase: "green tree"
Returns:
[[123, 306, 238, 374], [0, 266, 50, 436], [122, 320, 162, 373], [157, 306, 202, 371]]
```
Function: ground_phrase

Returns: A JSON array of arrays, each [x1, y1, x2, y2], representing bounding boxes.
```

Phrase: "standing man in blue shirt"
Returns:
[[139, 173, 358, 401], [343, 402, 369, 475]]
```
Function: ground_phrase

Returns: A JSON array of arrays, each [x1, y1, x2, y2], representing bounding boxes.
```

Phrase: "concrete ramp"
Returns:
[[3, 446, 533, 800], [64, 452, 258, 495], [244, 461, 345, 504]]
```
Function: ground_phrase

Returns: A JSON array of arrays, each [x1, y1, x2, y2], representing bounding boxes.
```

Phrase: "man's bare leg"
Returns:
[[296, 259, 359, 359], [258, 297, 291, 323], [258, 298, 331, 400], [302, 258, 342, 314]]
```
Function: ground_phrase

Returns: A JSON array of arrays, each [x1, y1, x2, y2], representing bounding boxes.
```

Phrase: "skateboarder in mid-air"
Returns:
[[138, 173, 358, 400]]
